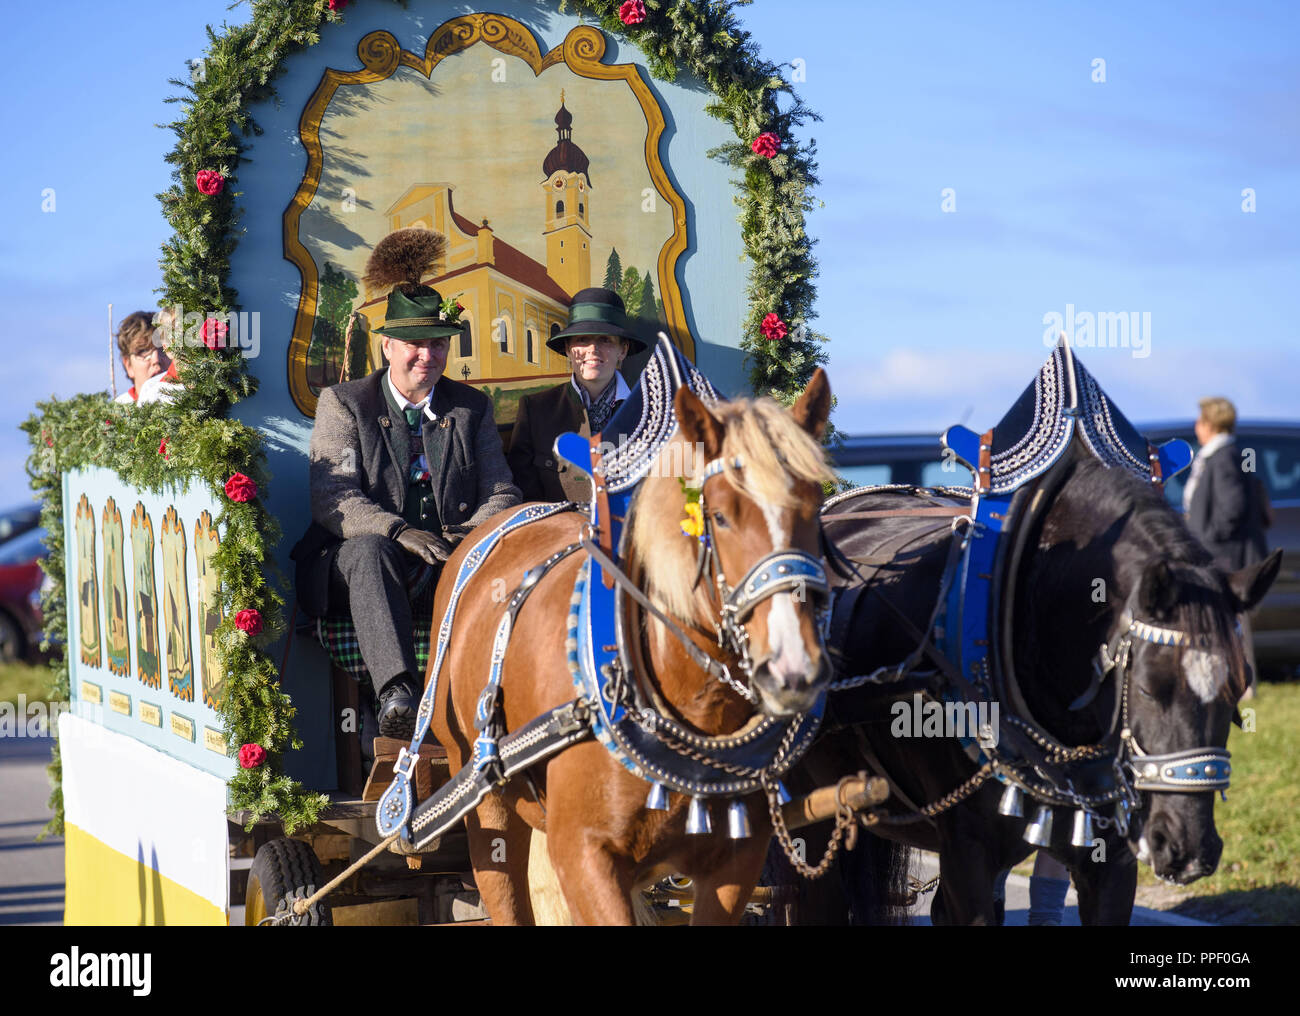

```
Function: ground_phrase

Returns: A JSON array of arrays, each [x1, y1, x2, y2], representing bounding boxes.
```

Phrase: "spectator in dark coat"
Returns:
[[1184, 397, 1268, 571], [1184, 396, 1269, 698]]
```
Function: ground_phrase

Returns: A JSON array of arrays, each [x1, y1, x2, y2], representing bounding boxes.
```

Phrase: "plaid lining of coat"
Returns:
[[314, 564, 437, 682]]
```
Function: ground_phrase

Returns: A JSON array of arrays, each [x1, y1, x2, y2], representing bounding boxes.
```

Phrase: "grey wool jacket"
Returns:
[[291, 368, 521, 616]]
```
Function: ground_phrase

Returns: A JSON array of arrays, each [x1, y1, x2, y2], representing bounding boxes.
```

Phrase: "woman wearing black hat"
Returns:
[[507, 287, 646, 503]]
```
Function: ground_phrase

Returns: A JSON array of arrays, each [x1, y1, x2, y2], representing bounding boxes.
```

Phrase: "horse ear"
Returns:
[[1227, 548, 1282, 612], [791, 368, 831, 439], [674, 386, 724, 461], [1138, 559, 1179, 618]]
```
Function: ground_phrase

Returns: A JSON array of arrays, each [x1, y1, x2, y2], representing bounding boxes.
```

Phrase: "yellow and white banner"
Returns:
[[59, 711, 228, 925]]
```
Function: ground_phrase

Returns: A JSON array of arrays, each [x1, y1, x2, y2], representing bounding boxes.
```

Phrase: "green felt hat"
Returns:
[[547, 287, 647, 354], [373, 285, 464, 341]]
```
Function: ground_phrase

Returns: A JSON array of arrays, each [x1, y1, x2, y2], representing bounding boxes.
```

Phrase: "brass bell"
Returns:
[[1024, 805, 1054, 846], [997, 784, 1025, 818]]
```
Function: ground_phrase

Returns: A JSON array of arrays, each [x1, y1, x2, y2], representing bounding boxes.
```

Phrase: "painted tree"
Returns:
[[309, 261, 358, 391], [638, 271, 656, 323], [620, 265, 642, 318], [603, 247, 623, 291]]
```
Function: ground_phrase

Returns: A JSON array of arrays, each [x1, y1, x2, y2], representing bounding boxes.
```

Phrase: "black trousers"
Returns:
[[326, 533, 434, 696]]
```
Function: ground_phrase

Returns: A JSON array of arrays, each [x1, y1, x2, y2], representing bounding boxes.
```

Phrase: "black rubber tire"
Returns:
[[246, 837, 332, 926]]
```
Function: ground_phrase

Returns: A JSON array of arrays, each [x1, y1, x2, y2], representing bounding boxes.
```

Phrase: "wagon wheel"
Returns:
[[245, 837, 332, 926]]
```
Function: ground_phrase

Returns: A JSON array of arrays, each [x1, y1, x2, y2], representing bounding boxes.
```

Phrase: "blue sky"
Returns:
[[1, 0, 1296, 495]]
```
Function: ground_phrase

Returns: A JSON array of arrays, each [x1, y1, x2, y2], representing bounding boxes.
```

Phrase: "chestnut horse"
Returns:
[[427, 370, 834, 924]]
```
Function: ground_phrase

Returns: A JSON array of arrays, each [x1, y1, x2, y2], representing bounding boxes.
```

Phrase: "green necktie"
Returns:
[[404, 407, 422, 429]]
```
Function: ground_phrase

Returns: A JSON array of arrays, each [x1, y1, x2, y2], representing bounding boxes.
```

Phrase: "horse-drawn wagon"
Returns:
[[28, 0, 1271, 928], [30, 0, 869, 926]]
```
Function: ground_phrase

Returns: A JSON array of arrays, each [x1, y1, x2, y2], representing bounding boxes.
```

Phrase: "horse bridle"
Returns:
[[1096, 609, 1235, 797], [687, 454, 832, 701], [974, 452, 1237, 835]]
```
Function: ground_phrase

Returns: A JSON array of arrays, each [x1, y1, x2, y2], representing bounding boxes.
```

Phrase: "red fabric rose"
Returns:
[[751, 132, 781, 158], [158, 437, 170, 459], [200, 317, 228, 349], [619, 0, 646, 25], [238, 743, 267, 769], [195, 170, 225, 196], [224, 472, 258, 502], [235, 608, 263, 636], [760, 313, 788, 342]]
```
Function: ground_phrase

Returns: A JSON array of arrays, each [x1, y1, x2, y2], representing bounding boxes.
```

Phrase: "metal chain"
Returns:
[[763, 773, 858, 880], [866, 761, 998, 826], [1002, 714, 1111, 763], [639, 707, 804, 780]]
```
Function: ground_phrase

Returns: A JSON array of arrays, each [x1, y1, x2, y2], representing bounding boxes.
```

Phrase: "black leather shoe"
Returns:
[[376, 678, 420, 740]]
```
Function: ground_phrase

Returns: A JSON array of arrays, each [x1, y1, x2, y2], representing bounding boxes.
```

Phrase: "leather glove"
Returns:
[[396, 527, 454, 565]]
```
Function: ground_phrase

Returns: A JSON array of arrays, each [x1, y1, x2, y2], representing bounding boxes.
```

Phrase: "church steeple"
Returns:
[[542, 91, 592, 297]]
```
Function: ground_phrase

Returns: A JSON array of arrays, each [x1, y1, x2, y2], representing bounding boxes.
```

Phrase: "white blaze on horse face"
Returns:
[[1183, 649, 1228, 704], [759, 497, 812, 682]]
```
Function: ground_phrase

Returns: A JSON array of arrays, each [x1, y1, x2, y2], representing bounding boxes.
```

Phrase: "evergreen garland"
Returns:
[[23, 0, 827, 836], [562, 0, 830, 400]]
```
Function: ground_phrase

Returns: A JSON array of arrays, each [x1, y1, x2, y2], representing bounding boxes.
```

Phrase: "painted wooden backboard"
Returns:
[[286, 16, 696, 425], [64, 469, 232, 779]]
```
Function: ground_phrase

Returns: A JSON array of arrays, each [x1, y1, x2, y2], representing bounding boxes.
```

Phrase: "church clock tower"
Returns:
[[541, 92, 592, 297]]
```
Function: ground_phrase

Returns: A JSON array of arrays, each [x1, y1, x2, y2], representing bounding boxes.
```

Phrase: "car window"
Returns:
[[837, 464, 892, 487], [0, 504, 40, 542], [1247, 436, 1300, 503], [0, 527, 47, 566], [922, 460, 973, 488]]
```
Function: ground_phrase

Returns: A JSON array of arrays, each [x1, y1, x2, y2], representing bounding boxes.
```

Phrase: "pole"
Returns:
[[108, 303, 117, 398]]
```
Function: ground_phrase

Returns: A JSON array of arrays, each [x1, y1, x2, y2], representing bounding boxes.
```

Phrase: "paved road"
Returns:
[[904, 850, 1211, 926], [0, 732, 64, 926]]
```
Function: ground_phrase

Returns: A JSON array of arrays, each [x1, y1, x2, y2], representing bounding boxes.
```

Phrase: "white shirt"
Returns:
[[386, 369, 436, 422], [570, 371, 631, 408]]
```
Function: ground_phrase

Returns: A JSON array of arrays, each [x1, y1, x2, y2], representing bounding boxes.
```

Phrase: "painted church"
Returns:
[[356, 94, 595, 389]]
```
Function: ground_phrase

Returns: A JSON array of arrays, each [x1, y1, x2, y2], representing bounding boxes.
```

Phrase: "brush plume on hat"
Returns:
[[364, 228, 448, 296], [366, 228, 464, 341]]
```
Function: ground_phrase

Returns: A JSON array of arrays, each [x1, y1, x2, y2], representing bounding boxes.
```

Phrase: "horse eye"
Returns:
[[712, 510, 729, 529]]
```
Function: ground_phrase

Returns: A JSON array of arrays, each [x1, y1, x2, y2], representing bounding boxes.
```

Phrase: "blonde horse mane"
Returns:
[[627, 395, 834, 625]]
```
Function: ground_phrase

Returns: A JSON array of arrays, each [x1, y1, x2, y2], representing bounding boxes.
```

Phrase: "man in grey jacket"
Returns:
[[292, 281, 520, 738]]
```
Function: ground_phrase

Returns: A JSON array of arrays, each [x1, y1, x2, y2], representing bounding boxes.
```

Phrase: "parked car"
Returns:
[[830, 422, 1300, 678], [0, 502, 42, 546], [0, 526, 47, 662]]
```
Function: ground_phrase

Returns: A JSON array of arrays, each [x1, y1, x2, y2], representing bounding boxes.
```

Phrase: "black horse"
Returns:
[[787, 443, 1280, 925]]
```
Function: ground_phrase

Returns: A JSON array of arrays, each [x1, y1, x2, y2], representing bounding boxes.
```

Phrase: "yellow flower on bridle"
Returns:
[[678, 476, 706, 540], [680, 501, 704, 539]]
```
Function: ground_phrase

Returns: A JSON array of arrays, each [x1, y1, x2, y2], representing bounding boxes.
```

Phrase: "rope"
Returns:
[[257, 832, 400, 926]]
